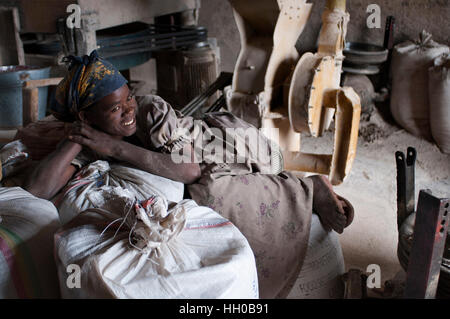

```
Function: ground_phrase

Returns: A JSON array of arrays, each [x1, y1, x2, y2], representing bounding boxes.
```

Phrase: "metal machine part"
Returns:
[[396, 147, 450, 298], [155, 43, 219, 110], [180, 72, 233, 117], [395, 147, 416, 228], [96, 25, 208, 59], [342, 74, 377, 114], [343, 42, 388, 65], [342, 16, 394, 78], [228, 0, 361, 185], [403, 191, 450, 299], [284, 1, 361, 185]]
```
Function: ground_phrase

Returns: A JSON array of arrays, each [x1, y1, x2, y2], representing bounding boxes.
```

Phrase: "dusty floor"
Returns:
[[300, 105, 450, 286]]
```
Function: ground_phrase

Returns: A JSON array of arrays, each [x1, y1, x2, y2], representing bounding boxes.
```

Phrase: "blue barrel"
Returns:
[[0, 65, 51, 128]]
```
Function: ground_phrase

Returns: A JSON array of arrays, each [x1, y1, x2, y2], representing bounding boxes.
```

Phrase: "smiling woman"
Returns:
[[21, 50, 354, 299], [77, 85, 138, 138], [22, 50, 201, 200]]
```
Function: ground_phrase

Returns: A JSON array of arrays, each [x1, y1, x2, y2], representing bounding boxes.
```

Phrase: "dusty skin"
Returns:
[[310, 174, 354, 234]]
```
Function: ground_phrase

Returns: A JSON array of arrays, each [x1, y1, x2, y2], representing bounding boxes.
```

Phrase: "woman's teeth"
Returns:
[[123, 118, 135, 126]]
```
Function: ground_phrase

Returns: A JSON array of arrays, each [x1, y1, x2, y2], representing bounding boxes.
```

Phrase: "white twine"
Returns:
[[88, 195, 175, 267]]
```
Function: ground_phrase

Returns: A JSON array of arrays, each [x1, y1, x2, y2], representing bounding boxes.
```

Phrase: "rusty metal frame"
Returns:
[[403, 190, 450, 299]]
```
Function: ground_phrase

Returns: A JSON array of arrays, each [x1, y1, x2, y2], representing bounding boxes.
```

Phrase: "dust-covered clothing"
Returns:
[[129, 95, 314, 299]]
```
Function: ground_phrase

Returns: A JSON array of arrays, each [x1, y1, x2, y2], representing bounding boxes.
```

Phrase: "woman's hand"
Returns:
[[67, 122, 201, 184], [68, 121, 120, 157]]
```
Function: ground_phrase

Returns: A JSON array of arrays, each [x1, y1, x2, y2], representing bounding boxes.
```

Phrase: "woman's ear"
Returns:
[[77, 110, 90, 124]]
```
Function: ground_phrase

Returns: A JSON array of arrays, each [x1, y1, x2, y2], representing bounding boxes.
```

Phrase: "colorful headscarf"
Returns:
[[51, 50, 128, 122]]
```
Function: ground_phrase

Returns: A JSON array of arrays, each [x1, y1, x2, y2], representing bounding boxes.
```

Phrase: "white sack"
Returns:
[[390, 30, 449, 140], [55, 188, 259, 299], [0, 187, 60, 298], [429, 53, 450, 153], [56, 160, 184, 224]]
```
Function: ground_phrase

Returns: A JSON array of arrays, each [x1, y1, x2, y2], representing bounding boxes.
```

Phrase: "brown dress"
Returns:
[[133, 95, 314, 299]]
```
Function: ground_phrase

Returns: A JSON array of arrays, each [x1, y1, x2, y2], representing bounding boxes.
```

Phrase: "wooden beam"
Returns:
[[326, 0, 346, 11], [0, 7, 25, 65], [23, 78, 64, 89], [22, 87, 40, 127]]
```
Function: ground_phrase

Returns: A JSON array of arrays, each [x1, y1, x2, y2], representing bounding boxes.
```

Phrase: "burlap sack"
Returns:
[[390, 30, 449, 140], [429, 53, 450, 153]]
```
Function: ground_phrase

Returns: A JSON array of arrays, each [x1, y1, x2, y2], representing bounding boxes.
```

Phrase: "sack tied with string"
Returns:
[[55, 160, 185, 225], [54, 186, 259, 298]]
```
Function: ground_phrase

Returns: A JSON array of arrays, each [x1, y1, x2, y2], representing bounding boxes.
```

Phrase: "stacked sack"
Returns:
[[428, 53, 450, 153], [55, 187, 259, 298], [54, 160, 259, 298], [0, 187, 60, 298], [390, 30, 449, 146]]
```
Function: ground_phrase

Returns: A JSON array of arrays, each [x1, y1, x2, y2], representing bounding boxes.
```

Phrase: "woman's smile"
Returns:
[[122, 118, 135, 126]]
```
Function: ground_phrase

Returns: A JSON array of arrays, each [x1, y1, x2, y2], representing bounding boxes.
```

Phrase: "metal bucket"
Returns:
[[0, 65, 51, 128]]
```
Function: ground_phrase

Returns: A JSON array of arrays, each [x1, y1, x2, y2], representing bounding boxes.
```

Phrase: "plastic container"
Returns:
[[0, 65, 51, 128]]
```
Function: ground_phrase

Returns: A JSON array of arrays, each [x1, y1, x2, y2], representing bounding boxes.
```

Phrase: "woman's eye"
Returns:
[[127, 95, 134, 101], [111, 105, 120, 112]]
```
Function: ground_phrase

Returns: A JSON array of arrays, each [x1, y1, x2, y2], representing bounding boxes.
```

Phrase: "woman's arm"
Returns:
[[114, 141, 201, 184], [23, 139, 82, 199], [68, 122, 201, 184]]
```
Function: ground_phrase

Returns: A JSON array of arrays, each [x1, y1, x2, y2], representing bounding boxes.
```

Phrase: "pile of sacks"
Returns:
[[390, 30, 450, 153], [0, 153, 259, 298], [55, 185, 258, 298]]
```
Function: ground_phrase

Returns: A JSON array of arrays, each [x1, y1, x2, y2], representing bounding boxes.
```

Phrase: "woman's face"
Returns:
[[80, 84, 137, 137]]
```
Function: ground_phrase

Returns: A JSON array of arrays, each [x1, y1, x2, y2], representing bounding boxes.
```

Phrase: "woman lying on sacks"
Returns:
[[23, 50, 354, 299]]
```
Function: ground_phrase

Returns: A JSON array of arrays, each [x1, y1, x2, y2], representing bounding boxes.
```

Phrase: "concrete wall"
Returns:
[[198, 0, 450, 72]]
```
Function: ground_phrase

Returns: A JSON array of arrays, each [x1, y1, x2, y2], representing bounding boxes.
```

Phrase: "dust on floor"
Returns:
[[300, 107, 450, 285]]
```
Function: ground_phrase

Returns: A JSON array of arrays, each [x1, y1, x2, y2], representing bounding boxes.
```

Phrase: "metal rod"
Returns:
[[205, 95, 227, 113], [100, 37, 206, 58], [396, 147, 416, 228]]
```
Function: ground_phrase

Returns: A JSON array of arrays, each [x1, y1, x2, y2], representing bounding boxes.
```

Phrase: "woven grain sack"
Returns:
[[0, 187, 60, 298], [429, 53, 450, 153], [55, 188, 259, 299], [287, 214, 345, 299], [390, 30, 449, 140], [55, 160, 184, 224]]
